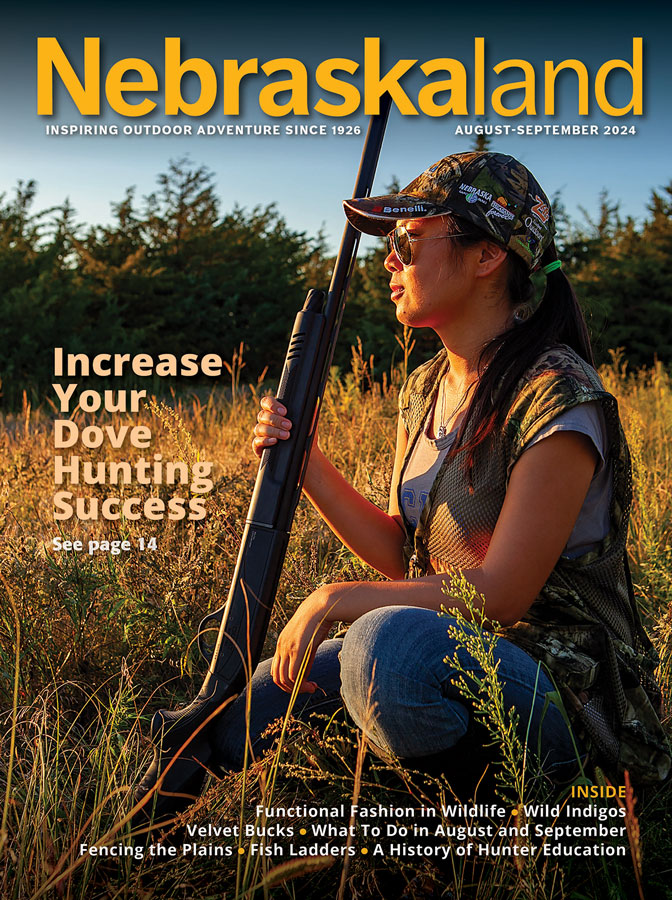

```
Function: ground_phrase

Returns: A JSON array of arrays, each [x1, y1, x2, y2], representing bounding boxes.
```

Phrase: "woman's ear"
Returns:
[[474, 242, 508, 279]]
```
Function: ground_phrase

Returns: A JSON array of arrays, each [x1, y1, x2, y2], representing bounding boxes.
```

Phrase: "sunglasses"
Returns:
[[385, 224, 470, 266]]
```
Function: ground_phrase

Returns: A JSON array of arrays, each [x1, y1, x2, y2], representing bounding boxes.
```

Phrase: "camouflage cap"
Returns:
[[343, 151, 556, 271]]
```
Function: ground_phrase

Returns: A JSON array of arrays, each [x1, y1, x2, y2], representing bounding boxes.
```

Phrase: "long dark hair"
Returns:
[[443, 216, 594, 481]]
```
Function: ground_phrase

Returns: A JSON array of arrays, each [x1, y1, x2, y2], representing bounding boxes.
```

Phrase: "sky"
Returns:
[[2, 0, 671, 253]]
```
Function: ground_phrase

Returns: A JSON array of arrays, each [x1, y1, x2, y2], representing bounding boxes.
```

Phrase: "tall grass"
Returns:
[[1, 347, 670, 899]]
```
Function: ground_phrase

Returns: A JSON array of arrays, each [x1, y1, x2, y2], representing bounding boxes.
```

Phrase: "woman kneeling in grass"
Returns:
[[214, 151, 669, 787]]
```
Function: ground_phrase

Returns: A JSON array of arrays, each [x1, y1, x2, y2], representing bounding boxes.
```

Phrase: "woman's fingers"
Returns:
[[275, 647, 304, 693], [260, 396, 287, 416], [255, 422, 291, 440], [272, 648, 294, 693], [270, 593, 330, 693], [256, 414, 292, 433], [252, 397, 292, 458], [252, 424, 290, 458], [253, 435, 276, 455], [273, 653, 317, 694], [272, 637, 319, 694], [259, 396, 291, 431]]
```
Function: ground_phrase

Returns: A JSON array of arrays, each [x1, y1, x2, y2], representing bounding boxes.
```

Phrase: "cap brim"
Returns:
[[343, 194, 452, 236]]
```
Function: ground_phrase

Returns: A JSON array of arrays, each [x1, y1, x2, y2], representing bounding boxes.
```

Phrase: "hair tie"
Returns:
[[542, 260, 562, 275]]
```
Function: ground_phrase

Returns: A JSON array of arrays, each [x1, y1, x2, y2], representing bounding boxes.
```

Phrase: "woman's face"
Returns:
[[384, 216, 484, 331]]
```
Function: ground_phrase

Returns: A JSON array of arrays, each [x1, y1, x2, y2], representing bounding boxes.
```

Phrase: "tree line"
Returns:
[[1, 158, 670, 409]]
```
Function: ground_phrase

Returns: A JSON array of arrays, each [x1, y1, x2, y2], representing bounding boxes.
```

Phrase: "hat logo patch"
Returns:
[[458, 183, 492, 203], [486, 202, 515, 221], [531, 195, 550, 224], [383, 205, 427, 214], [524, 216, 545, 240]]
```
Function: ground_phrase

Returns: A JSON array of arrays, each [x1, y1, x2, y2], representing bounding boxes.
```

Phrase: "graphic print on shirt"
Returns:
[[401, 487, 430, 528]]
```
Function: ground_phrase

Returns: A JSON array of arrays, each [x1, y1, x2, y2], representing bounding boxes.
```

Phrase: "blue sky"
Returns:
[[2, 1, 670, 253]]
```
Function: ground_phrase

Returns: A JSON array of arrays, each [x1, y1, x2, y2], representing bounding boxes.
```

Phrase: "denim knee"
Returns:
[[340, 607, 470, 758], [340, 609, 384, 731], [340, 606, 586, 772]]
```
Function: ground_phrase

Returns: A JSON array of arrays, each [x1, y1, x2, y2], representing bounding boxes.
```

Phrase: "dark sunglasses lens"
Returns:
[[393, 227, 412, 265]]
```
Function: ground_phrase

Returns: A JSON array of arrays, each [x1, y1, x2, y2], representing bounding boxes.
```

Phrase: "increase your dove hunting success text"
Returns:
[[51, 349, 220, 522]]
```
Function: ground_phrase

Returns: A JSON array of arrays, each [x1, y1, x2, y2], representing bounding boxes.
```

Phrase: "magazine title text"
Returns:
[[37, 37, 643, 119]]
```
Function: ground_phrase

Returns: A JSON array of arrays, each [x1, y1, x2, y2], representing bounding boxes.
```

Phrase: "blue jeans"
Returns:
[[212, 607, 583, 775]]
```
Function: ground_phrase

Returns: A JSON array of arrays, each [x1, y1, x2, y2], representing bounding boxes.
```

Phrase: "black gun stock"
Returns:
[[134, 97, 392, 822]]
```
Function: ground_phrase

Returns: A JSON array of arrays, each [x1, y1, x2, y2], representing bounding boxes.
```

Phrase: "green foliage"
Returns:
[[0, 187, 103, 400], [440, 574, 528, 804], [563, 186, 672, 366], [76, 159, 322, 379], [2, 165, 672, 403], [0, 160, 323, 407]]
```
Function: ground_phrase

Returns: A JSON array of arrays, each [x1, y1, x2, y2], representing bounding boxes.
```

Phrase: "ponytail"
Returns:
[[530, 244, 594, 366]]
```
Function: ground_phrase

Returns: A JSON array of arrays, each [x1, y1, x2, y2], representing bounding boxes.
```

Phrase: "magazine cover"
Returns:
[[2, 1, 671, 897]]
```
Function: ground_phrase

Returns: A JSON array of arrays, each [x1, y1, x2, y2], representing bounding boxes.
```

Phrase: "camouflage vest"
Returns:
[[398, 345, 670, 784]]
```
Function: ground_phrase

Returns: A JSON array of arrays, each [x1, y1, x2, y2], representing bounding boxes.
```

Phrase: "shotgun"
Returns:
[[134, 96, 392, 822]]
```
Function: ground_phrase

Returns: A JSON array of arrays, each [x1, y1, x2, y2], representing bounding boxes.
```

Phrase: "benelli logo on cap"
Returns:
[[383, 205, 427, 213]]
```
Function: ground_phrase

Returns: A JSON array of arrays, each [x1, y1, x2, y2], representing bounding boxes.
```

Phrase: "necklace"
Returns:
[[436, 377, 470, 439]]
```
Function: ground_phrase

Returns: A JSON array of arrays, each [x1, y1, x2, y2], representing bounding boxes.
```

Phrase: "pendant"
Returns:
[[437, 423, 447, 439]]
